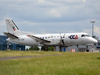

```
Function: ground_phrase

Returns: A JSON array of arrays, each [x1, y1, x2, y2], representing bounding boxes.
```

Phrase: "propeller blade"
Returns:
[[60, 33, 65, 46], [62, 39, 65, 45]]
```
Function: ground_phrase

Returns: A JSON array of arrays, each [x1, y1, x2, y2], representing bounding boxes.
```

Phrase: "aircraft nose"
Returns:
[[92, 38, 98, 43]]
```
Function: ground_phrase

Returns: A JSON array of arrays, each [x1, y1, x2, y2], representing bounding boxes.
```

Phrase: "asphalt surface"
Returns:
[[0, 54, 61, 60]]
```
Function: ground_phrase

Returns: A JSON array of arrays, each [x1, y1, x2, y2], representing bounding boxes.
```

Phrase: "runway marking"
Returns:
[[0, 54, 61, 60]]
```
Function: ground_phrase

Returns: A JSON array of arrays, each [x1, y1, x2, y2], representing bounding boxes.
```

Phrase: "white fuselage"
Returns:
[[7, 33, 98, 46]]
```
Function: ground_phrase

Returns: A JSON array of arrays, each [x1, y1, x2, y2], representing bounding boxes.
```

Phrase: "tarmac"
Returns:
[[0, 54, 61, 60]]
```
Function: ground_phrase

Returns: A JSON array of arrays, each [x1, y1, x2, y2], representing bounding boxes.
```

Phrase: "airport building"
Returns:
[[0, 35, 25, 51], [96, 40, 100, 50]]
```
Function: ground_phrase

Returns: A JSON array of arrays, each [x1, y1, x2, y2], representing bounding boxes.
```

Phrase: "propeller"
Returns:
[[60, 33, 65, 46]]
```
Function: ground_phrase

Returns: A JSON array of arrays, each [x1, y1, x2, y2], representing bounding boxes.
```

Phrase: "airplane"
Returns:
[[4, 18, 98, 51]]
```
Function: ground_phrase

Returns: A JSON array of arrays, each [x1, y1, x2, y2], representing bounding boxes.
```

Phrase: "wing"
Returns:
[[4, 32, 18, 39], [27, 35, 51, 43]]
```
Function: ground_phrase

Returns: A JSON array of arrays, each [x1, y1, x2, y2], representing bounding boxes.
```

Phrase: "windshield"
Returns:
[[86, 35, 90, 37], [81, 34, 90, 37]]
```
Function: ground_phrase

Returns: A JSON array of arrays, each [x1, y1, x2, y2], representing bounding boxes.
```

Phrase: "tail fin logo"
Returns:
[[12, 26, 16, 31]]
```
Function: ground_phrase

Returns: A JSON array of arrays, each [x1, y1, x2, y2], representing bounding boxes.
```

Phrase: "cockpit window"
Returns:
[[81, 34, 85, 37], [86, 35, 90, 37], [81, 34, 90, 37]]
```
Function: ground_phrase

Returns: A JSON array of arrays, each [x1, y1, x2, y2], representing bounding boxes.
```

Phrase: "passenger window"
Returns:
[[51, 36, 53, 38], [45, 37, 47, 39]]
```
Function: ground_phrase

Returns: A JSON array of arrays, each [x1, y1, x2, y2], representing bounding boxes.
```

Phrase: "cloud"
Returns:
[[0, 20, 5, 26], [94, 26, 100, 35], [83, 26, 100, 39], [0, 0, 100, 39], [0, 0, 100, 22], [83, 0, 86, 3], [0, 20, 7, 35], [83, 29, 92, 36], [47, 0, 83, 5], [38, 0, 45, 3], [49, 9, 61, 18]]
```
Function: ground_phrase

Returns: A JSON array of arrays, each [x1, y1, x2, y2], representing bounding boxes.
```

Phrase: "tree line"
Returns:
[[26, 46, 54, 51]]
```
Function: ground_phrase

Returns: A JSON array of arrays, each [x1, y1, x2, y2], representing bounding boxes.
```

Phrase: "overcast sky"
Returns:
[[0, 0, 100, 39]]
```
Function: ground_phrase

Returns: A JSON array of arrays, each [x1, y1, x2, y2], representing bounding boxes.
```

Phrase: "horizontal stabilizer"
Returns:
[[27, 35, 50, 43], [4, 32, 18, 39]]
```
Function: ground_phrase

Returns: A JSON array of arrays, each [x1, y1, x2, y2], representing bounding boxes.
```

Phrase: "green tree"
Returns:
[[41, 46, 45, 51], [33, 46, 39, 50], [48, 46, 54, 51], [26, 48, 29, 51], [29, 46, 34, 50]]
